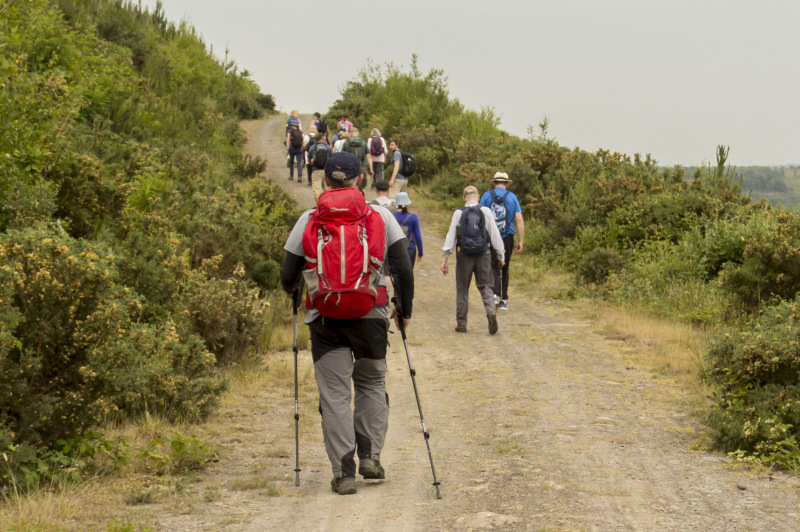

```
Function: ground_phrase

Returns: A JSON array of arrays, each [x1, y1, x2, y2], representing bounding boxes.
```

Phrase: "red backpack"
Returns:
[[302, 188, 387, 319]]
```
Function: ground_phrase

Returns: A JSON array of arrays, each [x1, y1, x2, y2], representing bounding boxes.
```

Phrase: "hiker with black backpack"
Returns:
[[366, 128, 388, 186], [343, 127, 369, 192], [308, 133, 333, 201], [314, 112, 329, 142], [302, 125, 318, 186], [285, 118, 304, 182], [441, 185, 504, 335], [388, 139, 413, 200], [480, 172, 524, 311], [280, 152, 415, 496]]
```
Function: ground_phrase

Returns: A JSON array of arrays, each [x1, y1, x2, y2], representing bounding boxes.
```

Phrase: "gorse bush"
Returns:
[[707, 298, 800, 469], [0, 0, 293, 488], [0, 226, 225, 449], [720, 210, 800, 309]]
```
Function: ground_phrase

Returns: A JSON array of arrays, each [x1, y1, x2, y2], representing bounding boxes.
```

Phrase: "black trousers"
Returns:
[[491, 234, 514, 300]]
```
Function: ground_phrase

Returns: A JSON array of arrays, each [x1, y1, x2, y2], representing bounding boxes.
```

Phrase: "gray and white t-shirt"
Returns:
[[284, 201, 406, 323]]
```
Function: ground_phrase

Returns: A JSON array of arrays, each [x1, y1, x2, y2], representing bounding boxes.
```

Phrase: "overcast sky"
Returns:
[[142, 0, 799, 167]]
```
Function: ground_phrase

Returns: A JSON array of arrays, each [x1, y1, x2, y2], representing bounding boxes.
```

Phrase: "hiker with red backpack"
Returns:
[[441, 186, 504, 335], [285, 118, 304, 182], [280, 152, 415, 495], [480, 172, 524, 311], [366, 128, 388, 186]]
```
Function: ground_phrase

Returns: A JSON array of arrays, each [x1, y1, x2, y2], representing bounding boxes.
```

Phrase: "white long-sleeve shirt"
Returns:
[[442, 201, 505, 257]]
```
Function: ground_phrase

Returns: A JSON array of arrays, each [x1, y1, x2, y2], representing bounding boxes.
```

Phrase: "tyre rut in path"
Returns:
[[163, 116, 800, 531]]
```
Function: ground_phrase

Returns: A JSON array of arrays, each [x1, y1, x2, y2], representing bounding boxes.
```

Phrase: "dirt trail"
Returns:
[[157, 116, 800, 531]]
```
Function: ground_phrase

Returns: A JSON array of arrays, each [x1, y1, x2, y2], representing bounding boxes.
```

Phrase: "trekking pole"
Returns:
[[292, 285, 303, 486], [392, 297, 442, 499]]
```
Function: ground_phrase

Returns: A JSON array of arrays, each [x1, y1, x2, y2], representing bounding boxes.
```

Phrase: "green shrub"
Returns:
[[707, 298, 800, 467], [0, 432, 130, 492], [575, 246, 626, 284], [179, 258, 269, 365], [137, 433, 218, 475], [720, 211, 800, 308], [0, 226, 224, 449]]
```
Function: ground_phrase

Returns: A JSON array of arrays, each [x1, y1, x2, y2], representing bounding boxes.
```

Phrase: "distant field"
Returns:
[[678, 165, 800, 209]]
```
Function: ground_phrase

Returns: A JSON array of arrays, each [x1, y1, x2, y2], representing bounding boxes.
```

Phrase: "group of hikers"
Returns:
[[284, 111, 410, 201], [279, 112, 524, 496]]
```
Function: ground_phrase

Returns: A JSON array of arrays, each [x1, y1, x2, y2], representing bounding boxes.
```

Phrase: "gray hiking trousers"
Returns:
[[455, 249, 495, 327], [312, 341, 389, 478]]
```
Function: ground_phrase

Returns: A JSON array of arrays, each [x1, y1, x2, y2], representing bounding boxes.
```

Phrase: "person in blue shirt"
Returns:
[[393, 192, 423, 268], [480, 172, 524, 311], [387, 139, 407, 200]]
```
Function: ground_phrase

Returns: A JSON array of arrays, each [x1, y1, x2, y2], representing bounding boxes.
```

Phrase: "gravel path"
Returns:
[[155, 116, 800, 531]]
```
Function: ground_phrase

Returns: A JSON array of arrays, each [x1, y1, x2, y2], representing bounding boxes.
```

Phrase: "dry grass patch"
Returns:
[[590, 306, 710, 379]]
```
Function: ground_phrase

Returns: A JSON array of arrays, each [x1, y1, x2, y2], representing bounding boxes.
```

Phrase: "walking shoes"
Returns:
[[488, 313, 499, 335], [358, 458, 386, 479], [331, 476, 357, 495]]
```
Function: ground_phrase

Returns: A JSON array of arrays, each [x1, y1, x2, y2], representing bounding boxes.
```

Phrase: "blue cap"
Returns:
[[324, 152, 361, 182], [287, 117, 300, 126]]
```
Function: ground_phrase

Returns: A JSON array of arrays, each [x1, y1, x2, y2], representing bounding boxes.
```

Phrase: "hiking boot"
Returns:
[[331, 476, 357, 495], [358, 458, 385, 479], [498, 300, 509, 311], [455, 325, 467, 333], [487, 313, 498, 335]]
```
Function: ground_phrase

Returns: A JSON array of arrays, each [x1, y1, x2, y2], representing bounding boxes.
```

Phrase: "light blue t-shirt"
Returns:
[[392, 150, 406, 180]]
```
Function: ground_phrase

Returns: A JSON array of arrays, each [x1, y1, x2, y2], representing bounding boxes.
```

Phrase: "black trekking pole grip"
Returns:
[[391, 296, 442, 499]]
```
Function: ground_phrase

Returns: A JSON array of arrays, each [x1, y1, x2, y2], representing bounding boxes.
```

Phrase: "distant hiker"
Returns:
[[315, 112, 329, 142], [286, 110, 300, 134], [280, 152, 415, 495], [441, 185, 504, 335], [343, 127, 369, 191], [394, 192, 423, 269], [480, 172, 524, 311], [333, 131, 349, 153], [286, 118, 304, 181], [387, 139, 408, 199], [372, 179, 394, 208], [337, 112, 353, 132], [330, 123, 346, 148], [303, 125, 318, 185], [309, 133, 333, 200], [366, 128, 388, 186]]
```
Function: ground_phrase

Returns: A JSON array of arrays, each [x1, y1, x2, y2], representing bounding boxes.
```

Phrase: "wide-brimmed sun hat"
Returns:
[[492, 171, 511, 183], [395, 192, 412, 206]]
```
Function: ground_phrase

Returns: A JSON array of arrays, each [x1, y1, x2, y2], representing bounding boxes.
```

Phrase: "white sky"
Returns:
[[142, 0, 800, 167]]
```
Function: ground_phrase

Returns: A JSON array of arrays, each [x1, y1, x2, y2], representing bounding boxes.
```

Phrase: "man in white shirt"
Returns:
[[441, 186, 504, 335]]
